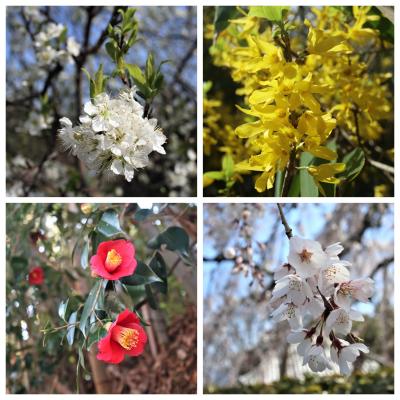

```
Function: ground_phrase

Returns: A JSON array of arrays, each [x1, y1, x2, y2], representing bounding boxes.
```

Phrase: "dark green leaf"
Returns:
[[10, 256, 28, 270], [287, 172, 300, 197], [147, 226, 190, 257], [145, 284, 158, 309], [300, 152, 318, 197], [134, 209, 153, 221], [213, 6, 240, 35], [87, 326, 108, 350], [120, 261, 162, 286], [340, 147, 365, 182], [79, 280, 103, 337], [95, 209, 123, 238]]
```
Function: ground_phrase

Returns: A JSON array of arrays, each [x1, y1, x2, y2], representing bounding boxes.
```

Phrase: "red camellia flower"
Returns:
[[28, 266, 44, 285], [90, 239, 137, 280], [97, 310, 147, 364]]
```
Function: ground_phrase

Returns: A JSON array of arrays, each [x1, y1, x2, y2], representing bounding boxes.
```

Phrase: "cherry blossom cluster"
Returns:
[[270, 236, 374, 375], [59, 88, 166, 182]]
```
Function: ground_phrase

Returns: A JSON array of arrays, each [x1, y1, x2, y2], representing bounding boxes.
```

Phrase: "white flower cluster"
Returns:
[[270, 236, 374, 375], [34, 22, 80, 66], [59, 89, 166, 182]]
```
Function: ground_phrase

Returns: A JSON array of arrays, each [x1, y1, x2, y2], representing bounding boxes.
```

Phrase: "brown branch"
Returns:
[[277, 204, 293, 239]]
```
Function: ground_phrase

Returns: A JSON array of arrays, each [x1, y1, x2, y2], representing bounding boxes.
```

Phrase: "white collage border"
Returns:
[[1, 0, 397, 399]]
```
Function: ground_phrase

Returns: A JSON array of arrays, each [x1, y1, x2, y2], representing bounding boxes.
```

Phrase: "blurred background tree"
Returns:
[[7, 6, 197, 197], [6, 203, 197, 394], [203, 203, 393, 393]]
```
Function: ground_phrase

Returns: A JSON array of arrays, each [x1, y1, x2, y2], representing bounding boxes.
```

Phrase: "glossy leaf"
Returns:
[[58, 299, 69, 322], [120, 261, 162, 286], [80, 241, 89, 270], [79, 280, 103, 337], [147, 226, 190, 257], [95, 209, 123, 238], [66, 311, 78, 346]]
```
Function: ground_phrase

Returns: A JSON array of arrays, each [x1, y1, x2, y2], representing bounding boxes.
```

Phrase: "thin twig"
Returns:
[[277, 204, 293, 239]]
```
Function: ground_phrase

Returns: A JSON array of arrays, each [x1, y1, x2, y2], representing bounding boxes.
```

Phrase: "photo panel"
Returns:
[[203, 6, 394, 197], [203, 202, 394, 394], [6, 6, 197, 197], [6, 202, 197, 394]]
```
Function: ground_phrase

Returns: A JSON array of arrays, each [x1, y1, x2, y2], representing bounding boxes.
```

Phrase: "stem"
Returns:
[[281, 149, 297, 196], [316, 286, 333, 311], [277, 204, 293, 239]]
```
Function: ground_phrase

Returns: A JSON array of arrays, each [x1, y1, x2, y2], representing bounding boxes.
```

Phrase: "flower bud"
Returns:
[[223, 247, 236, 259]]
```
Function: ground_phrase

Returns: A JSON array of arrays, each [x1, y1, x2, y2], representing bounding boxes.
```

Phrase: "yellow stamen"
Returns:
[[112, 326, 139, 350], [105, 249, 122, 272]]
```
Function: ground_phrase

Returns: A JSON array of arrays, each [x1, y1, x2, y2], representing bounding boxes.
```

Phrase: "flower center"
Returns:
[[105, 249, 122, 272], [112, 326, 139, 350], [299, 248, 313, 263]]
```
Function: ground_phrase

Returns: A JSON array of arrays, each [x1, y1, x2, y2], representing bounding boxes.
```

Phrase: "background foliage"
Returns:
[[7, 6, 197, 196], [6, 203, 197, 394]]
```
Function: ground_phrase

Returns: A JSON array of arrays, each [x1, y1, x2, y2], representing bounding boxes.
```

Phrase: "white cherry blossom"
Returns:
[[288, 236, 329, 278], [325, 308, 364, 335], [330, 339, 369, 375]]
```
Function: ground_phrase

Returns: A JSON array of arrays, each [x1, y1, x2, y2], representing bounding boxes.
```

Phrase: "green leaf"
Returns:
[[105, 41, 118, 61], [79, 280, 103, 337], [58, 299, 69, 322], [145, 52, 155, 81], [213, 6, 240, 35], [120, 261, 162, 286], [149, 252, 168, 294], [87, 326, 108, 350], [80, 241, 89, 270], [287, 172, 300, 197], [248, 6, 290, 22], [145, 284, 158, 309], [95, 209, 123, 238], [340, 147, 365, 182], [366, 7, 394, 43], [66, 311, 78, 346], [222, 154, 234, 179], [126, 63, 146, 85], [147, 226, 190, 257], [134, 209, 153, 222], [203, 171, 225, 181], [10, 256, 28, 270], [300, 152, 319, 197]]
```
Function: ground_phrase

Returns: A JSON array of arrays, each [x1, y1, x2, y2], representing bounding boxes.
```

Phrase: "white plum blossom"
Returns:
[[59, 88, 166, 182], [270, 235, 374, 375], [67, 37, 80, 57], [288, 236, 329, 278]]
